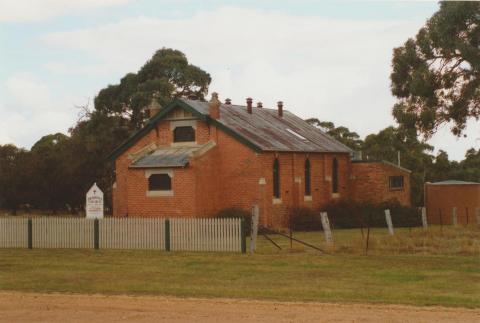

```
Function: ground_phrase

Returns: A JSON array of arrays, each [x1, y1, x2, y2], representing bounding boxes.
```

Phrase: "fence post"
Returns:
[[94, 219, 99, 250], [241, 218, 246, 254], [165, 219, 171, 251], [27, 218, 32, 249], [250, 205, 259, 254], [320, 212, 333, 246], [421, 207, 428, 229], [452, 207, 458, 226], [476, 207, 480, 225], [384, 209, 394, 235]]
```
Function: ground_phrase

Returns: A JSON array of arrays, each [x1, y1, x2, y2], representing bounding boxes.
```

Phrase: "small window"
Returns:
[[148, 174, 171, 191], [332, 158, 338, 193], [173, 126, 195, 142], [304, 158, 311, 196], [273, 158, 280, 198], [389, 176, 404, 189]]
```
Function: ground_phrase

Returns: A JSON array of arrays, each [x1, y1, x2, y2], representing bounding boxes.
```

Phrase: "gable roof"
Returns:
[[108, 98, 353, 160]]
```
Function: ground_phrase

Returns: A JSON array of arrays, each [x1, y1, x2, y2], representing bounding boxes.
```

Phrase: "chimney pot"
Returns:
[[257, 102, 263, 108], [277, 101, 284, 117], [146, 94, 162, 118], [225, 98, 232, 105], [209, 92, 221, 119], [246, 97, 253, 114]]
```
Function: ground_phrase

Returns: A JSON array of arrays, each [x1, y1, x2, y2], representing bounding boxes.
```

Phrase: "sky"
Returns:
[[1, 0, 479, 160]]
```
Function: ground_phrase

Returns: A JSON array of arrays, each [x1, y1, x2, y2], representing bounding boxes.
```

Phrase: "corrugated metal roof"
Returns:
[[181, 98, 352, 153], [130, 146, 201, 168], [428, 180, 480, 185]]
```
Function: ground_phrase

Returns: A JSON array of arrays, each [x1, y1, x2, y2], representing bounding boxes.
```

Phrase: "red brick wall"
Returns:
[[425, 184, 480, 225], [350, 162, 411, 206]]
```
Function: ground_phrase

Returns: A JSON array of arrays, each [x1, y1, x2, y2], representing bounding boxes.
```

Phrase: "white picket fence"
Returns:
[[0, 217, 244, 253], [99, 218, 165, 250], [33, 217, 94, 249], [0, 218, 28, 248], [171, 218, 242, 252]]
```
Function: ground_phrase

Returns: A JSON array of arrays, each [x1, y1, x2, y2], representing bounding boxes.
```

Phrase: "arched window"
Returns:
[[304, 158, 311, 196], [332, 158, 338, 193], [173, 126, 195, 142], [273, 158, 280, 198]]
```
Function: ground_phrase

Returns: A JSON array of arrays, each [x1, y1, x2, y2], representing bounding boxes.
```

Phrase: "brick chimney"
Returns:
[[146, 93, 162, 118], [225, 98, 232, 105], [277, 101, 283, 117], [209, 92, 221, 119], [257, 102, 263, 108], [246, 97, 253, 114]]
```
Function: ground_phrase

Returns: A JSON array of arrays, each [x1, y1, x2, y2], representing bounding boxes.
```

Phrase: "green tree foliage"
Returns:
[[306, 118, 363, 150], [0, 145, 34, 214], [391, 1, 480, 137], [94, 48, 211, 131], [362, 127, 434, 206]]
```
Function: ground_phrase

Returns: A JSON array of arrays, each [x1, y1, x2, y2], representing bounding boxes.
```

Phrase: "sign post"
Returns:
[[385, 209, 394, 235], [86, 183, 104, 219]]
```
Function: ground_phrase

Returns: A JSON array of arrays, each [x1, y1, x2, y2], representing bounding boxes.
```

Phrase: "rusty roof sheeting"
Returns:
[[181, 98, 353, 153]]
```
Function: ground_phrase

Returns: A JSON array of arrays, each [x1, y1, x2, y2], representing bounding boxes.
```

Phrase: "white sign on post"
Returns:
[[86, 183, 104, 219], [320, 212, 333, 245], [421, 207, 428, 229], [384, 209, 394, 235]]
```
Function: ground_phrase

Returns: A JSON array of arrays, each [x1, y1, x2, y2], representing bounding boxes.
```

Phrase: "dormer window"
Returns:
[[173, 126, 195, 143]]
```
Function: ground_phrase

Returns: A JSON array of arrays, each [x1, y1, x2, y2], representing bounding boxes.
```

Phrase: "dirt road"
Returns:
[[0, 292, 479, 323]]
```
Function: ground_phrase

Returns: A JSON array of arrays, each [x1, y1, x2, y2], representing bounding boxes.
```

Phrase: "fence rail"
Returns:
[[0, 217, 245, 253]]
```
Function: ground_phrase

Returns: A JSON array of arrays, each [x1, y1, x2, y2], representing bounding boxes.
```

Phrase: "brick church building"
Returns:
[[110, 93, 410, 227]]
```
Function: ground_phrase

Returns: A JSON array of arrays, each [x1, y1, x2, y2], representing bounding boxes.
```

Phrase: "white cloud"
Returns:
[[0, 0, 133, 22], [1, 72, 80, 148]]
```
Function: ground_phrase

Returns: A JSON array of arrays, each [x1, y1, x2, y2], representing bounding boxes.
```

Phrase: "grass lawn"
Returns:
[[0, 227, 479, 308]]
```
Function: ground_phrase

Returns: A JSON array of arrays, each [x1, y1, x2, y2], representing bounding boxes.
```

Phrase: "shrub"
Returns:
[[214, 207, 252, 235], [324, 199, 421, 229], [290, 207, 322, 231]]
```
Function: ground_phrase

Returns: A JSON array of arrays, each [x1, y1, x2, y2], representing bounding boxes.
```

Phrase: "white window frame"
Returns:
[[145, 169, 174, 197]]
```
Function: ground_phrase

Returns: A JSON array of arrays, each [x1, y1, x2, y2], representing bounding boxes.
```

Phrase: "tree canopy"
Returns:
[[94, 48, 211, 131], [391, 1, 480, 137]]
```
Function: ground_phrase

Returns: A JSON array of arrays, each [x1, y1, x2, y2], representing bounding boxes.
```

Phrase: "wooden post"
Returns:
[[384, 209, 394, 235], [475, 207, 480, 225], [452, 207, 458, 226], [241, 218, 246, 254], [365, 214, 371, 255], [165, 219, 170, 251], [250, 205, 259, 254], [27, 218, 32, 249], [320, 212, 333, 246], [94, 219, 99, 250], [465, 207, 469, 225], [439, 208, 443, 232], [421, 207, 428, 229]]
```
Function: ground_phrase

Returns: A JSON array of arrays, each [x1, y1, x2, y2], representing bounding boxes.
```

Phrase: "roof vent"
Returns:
[[277, 101, 283, 117], [225, 98, 232, 105], [257, 102, 263, 108], [246, 97, 253, 114]]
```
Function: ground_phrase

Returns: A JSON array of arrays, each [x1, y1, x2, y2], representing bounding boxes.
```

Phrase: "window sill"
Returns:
[[146, 191, 174, 197], [272, 198, 282, 205], [170, 142, 197, 147], [304, 196, 312, 202], [389, 187, 404, 191]]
